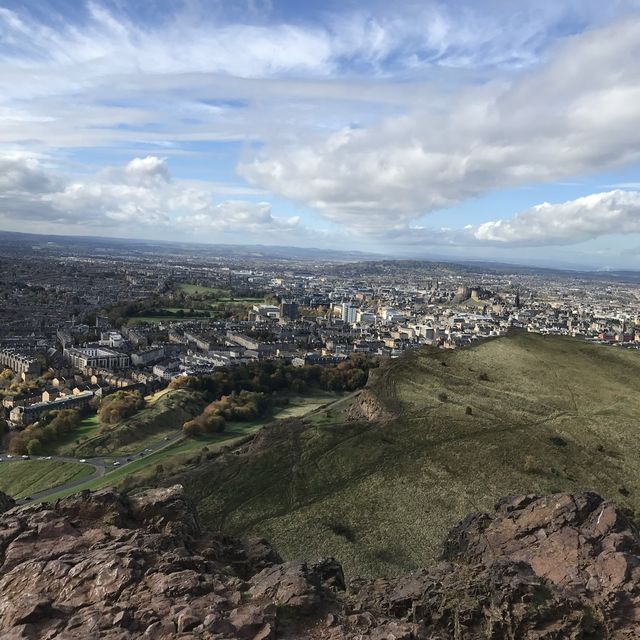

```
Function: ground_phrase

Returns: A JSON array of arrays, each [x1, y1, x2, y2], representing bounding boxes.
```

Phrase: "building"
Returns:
[[153, 361, 181, 381], [64, 346, 130, 372], [248, 304, 280, 322], [280, 300, 298, 321], [9, 391, 94, 426], [341, 303, 357, 325], [131, 346, 165, 367], [0, 349, 41, 376], [2, 391, 42, 410]]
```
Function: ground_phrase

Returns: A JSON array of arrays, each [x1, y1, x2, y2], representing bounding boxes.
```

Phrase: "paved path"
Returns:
[[8, 432, 185, 505]]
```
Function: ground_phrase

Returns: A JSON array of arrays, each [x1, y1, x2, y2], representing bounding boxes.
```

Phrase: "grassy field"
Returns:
[[275, 392, 341, 418], [177, 283, 229, 296], [126, 316, 183, 325], [168, 331, 640, 579], [0, 460, 92, 499], [70, 389, 205, 457], [145, 388, 171, 405]]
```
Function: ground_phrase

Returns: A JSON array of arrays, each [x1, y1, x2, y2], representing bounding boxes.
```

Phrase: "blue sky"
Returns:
[[1, 1, 640, 268]]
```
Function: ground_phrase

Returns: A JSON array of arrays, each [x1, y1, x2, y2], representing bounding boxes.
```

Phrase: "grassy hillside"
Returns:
[[0, 460, 92, 499], [71, 389, 205, 457], [170, 331, 640, 578]]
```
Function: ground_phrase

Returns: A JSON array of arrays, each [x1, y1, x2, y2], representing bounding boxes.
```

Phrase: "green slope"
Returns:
[[0, 460, 92, 499], [167, 331, 640, 578]]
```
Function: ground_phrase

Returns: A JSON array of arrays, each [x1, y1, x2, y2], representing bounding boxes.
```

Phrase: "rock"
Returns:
[[0, 487, 636, 638], [312, 557, 346, 592], [249, 562, 321, 613]]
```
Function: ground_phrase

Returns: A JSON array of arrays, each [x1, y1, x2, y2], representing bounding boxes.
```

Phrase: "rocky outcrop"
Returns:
[[345, 389, 393, 423], [0, 487, 637, 638]]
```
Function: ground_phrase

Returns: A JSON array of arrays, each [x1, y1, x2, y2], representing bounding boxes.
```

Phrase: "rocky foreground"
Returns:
[[0, 487, 638, 638]]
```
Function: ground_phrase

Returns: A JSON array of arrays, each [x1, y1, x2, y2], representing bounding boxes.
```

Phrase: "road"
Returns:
[[7, 431, 185, 505]]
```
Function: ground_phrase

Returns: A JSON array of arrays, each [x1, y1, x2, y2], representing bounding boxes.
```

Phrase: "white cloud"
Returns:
[[241, 18, 640, 232], [471, 190, 640, 246], [2, 2, 640, 256], [393, 190, 640, 248], [0, 153, 299, 237]]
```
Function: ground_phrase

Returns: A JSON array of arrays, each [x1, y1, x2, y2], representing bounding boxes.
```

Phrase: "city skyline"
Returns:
[[2, 0, 640, 268]]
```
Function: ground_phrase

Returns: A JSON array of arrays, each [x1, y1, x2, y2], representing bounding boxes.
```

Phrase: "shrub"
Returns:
[[26, 438, 42, 455], [438, 392, 448, 402]]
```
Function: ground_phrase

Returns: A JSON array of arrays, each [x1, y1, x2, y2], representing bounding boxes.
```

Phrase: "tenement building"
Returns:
[[0, 348, 41, 376], [64, 346, 130, 373]]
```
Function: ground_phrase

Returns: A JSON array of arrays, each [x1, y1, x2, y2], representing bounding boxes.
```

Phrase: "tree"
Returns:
[[26, 438, 42, 455], [99, 391, 145, 426], [182, 420, 203, 437]]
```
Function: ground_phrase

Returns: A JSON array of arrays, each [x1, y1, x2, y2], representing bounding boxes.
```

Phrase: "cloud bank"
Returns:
[[241, 18, 640, 233], [0, 153, 300, 238]]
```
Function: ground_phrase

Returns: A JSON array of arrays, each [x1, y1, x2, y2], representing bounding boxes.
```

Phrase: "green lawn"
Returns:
[[275, 392, 343, 418], [177, 283, 230, 296], [127, 316, 183, 325], [0, 460, 93, 499]]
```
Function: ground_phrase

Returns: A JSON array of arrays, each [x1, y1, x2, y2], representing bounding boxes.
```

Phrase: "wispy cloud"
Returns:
[[2, 0, 640, 258]]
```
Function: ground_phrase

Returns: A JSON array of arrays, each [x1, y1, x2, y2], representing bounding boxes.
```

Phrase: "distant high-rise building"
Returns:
[[515, 290, 521, 308], [280, 300, 298, 320], [341, 303, 357, 324]]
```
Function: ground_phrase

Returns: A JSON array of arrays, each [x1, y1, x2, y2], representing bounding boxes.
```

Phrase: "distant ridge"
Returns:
[[0, 229, 382, 262]]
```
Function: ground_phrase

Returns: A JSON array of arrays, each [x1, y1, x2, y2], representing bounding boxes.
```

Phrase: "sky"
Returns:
[[1, 0, 640, 268]]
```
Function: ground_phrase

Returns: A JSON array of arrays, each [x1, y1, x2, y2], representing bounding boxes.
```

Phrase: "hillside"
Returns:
[[168, 331, 640, 577], [71, 389, 205, 457]]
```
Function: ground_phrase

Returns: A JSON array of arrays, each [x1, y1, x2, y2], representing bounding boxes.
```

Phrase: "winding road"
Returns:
[[7, 432, 185, 505]]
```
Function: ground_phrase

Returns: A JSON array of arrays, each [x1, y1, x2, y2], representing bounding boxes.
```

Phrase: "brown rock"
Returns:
[[0, 486, 636, 638]]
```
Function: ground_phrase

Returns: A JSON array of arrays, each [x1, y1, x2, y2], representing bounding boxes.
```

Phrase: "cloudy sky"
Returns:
[[2, 0, 640, 268]]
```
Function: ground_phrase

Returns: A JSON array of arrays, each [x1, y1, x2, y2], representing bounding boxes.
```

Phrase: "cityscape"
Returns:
[[2, 230, 640, 429], [2, 0, 640, 637]]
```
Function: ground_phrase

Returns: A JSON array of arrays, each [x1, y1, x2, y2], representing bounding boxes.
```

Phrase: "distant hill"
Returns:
[[0, 230, 381, 262], [168, 331, 640, 577]]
